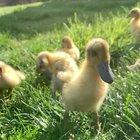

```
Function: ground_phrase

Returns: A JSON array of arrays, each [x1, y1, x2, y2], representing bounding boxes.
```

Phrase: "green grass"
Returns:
[[0, 0, 140, 139]]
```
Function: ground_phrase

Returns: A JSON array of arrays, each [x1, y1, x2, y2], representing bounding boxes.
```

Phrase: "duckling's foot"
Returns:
[[62, 111, 70, 129], [93, 112, 101, 133], [51, 91, 56, 100], [0, 90, 3, 96], [63, 111, 69, 121]]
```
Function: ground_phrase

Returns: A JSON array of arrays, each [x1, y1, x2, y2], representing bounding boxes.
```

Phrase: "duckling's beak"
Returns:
[[97, 61, 114, 84], [0, 67, 2, 74]]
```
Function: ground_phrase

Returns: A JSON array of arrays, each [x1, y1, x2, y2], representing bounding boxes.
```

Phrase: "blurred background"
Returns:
[[0, 0, 40, 6]]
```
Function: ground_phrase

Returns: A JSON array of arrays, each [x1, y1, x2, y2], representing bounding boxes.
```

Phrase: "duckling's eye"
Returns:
[[132, 11, 137, 15], [62, 39, 65, 43], [40, 60, 43, 64], [132, 11, 135, 15]]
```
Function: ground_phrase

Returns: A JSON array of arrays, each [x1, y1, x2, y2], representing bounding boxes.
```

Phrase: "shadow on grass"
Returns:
[[0, 0, 138, 39], [34, 72, 52, 87], [35, 112, 99, 140]]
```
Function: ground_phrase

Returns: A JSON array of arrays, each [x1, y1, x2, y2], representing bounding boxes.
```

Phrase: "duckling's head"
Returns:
[[61, 36, 73, 49], [36, 51, 50, 72], [86, 38, 114, 84], [128, 8, 140, 18]]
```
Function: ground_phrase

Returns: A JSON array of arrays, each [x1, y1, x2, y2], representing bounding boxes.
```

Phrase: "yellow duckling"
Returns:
[[60, 36, 80, 61], [37, 51, 79, 98], [0, 61, 25, 98], [128, 7, 140, 42], [62, 38, 114, 130]]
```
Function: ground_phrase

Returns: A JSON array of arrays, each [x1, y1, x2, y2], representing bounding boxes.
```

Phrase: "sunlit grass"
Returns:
[[0, 0, 140, 139]]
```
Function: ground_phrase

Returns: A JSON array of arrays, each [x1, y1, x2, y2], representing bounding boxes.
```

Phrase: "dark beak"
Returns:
[[97, 61, 114, 84], [0, 67, 2, 74]]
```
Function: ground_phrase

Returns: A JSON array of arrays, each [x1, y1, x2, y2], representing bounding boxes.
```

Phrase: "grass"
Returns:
[[0, 0, 140, 139]]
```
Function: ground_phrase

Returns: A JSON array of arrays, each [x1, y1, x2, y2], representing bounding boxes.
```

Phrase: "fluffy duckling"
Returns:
[[62, 38, 114, 130], [37, 51, 79, 98], [60, 36, 80, 61], [128, 7, 140, 42], [0, 61, 25, 98], [127, 59, 140, 71]]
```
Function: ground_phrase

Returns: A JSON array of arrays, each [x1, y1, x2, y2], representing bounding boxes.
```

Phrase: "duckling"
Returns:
[[60, 36, 80, 61], [127, 59, 140, 71], [128, 7, 140, 42], [62, 38, 114, 130], [37, 51, 79, 98], [0, 61, 25, 98]]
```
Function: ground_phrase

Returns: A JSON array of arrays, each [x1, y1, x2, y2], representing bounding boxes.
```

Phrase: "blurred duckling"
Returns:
[[128, 7, 140, 42], [127, 59, 140, 71], [60, 36, 80, 61], [62, 38, 114, 130], [37, 51, 79, 98], [0, 61, 25, 98]]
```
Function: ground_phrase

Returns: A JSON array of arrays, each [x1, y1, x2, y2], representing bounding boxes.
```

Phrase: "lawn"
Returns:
[[0, 0, 140, 139]]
